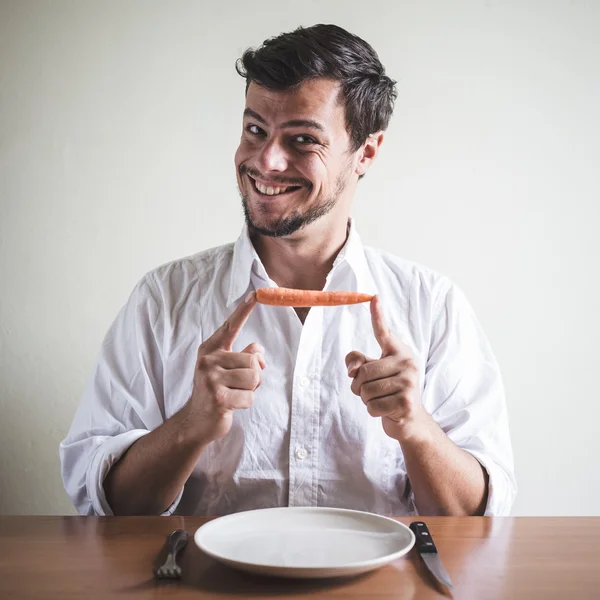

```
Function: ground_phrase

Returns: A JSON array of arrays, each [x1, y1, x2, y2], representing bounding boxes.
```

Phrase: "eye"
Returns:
[[293, 134, 318, 145], [246, 124, 265, 136]]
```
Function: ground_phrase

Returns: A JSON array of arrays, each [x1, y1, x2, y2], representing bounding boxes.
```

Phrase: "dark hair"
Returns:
[[236, 24, 397, 152]]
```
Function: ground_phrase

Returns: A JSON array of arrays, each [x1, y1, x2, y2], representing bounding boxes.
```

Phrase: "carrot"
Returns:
[[256, 287, 374, 307]]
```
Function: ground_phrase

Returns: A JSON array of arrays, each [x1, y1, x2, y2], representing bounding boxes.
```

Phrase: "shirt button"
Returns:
[[300, 376, 310, 387], [296, 448, 308, 460]]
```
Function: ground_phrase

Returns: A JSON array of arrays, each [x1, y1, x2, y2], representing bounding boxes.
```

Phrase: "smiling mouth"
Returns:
[[248, 175, 303, 197]]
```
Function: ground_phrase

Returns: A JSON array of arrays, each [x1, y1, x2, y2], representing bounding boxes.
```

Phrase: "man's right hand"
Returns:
[[184, 291, 265, 444]]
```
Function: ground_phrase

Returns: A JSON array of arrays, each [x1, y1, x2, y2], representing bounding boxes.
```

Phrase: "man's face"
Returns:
[[234, 78, 358, 238]]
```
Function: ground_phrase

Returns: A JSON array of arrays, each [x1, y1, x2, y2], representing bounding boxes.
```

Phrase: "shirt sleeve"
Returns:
[[59, 274, 184, 516], [418, 278, 517, 516]]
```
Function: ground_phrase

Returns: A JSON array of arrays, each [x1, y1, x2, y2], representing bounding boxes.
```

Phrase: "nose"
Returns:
[[256, 138, 289, 173]]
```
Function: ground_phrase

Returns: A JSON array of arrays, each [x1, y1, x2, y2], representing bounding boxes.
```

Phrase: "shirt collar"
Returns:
[[226, 223, 262, 308], [330, 218, 378, 297], [226, 218, 378, 308]]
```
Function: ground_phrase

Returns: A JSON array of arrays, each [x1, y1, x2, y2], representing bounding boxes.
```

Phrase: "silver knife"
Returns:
[[409, 521, 453, 590]]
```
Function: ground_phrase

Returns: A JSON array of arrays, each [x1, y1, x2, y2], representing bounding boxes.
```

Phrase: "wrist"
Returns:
[[391, 407, 436, 446], [172, 400, 214, 451]]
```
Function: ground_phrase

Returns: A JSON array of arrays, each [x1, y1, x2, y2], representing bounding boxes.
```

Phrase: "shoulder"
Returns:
[[135, 242, 235, 299]]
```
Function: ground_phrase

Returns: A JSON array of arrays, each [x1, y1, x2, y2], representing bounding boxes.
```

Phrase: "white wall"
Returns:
[[1, 0, 598, 516]]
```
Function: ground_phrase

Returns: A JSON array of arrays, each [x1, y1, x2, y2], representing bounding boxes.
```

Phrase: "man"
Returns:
[[60, 24, 516, 517]]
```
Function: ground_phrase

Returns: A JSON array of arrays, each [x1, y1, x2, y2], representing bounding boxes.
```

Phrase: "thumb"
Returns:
[[242, 342, 266, 370], [345, 351, 371, 378]]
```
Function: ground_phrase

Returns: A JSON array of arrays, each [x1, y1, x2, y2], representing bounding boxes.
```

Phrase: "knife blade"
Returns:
[[409, 521, 453, 590]]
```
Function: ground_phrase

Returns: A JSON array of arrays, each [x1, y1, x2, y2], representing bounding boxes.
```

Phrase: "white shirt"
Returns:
[[60, 219, 516, 516]]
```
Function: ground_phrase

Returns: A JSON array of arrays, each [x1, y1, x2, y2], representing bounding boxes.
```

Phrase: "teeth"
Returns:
[[254, 180, 295, 196]]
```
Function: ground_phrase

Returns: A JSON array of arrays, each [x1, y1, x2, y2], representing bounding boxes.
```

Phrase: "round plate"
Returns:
[[194, 506, 415, 579]]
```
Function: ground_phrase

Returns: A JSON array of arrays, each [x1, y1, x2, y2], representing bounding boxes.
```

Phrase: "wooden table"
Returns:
[[0, 516, 599, 599]]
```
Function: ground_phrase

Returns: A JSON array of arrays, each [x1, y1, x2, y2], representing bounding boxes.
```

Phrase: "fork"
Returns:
[[154, 529, 189, 580]]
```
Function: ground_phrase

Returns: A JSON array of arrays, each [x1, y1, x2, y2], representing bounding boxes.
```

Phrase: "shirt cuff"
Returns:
[[86, 430, 184, 516], [465, 449, 516, 516], [405, 452, 516, 517]]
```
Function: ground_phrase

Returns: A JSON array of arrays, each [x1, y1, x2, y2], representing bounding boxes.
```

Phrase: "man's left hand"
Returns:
[[345, 295, 429, 443]]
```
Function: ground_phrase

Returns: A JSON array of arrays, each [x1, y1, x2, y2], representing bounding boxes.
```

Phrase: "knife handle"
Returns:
[[409, 521, 438, 554]]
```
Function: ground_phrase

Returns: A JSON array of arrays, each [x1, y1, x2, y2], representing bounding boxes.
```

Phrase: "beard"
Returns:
[[238, 164, 350, 238]]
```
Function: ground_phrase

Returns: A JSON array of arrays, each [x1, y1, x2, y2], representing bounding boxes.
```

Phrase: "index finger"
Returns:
[[206, 292, 257, 352], [370, 295, 402, 358]]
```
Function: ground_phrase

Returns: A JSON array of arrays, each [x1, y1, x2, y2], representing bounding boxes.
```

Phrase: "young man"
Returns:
[[60, 24, 516, 517]]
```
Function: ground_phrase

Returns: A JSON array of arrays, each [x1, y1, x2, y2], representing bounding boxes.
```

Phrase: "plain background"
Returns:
[[1, 0, 598, 516]]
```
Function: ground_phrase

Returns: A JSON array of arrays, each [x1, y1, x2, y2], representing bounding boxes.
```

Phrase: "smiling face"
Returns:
[[234, 78, 360, 238]]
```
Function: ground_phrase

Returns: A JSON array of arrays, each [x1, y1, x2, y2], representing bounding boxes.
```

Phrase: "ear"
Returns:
[[355, 131, 385, 177]]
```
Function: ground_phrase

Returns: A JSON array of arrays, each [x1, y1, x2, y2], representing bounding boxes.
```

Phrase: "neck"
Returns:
[[251, 216, 350, 291]]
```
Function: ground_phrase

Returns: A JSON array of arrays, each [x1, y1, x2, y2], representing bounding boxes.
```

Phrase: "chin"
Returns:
[[243, 194, 339, 239], [241, 199, 304, 237]]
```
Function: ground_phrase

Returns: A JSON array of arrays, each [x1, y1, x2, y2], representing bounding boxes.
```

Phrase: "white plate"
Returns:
[[194, 506, 415, 579]]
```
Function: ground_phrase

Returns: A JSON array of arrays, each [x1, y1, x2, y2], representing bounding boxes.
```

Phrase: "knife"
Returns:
[[409, 521, 453, 590]]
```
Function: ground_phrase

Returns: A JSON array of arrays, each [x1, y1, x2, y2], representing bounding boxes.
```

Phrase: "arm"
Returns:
[[395, 413, 489, 516], [103, 404, 210, 515], [60, 277, 263, 516], [347, 290, 515, 516], [105, 292, 265, 515]]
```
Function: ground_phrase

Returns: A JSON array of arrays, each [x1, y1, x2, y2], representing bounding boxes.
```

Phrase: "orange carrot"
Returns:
[[256, 287, 374, 307]]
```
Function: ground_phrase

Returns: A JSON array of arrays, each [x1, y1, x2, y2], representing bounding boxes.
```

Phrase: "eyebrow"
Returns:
[[243, 108, 325, 132]]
